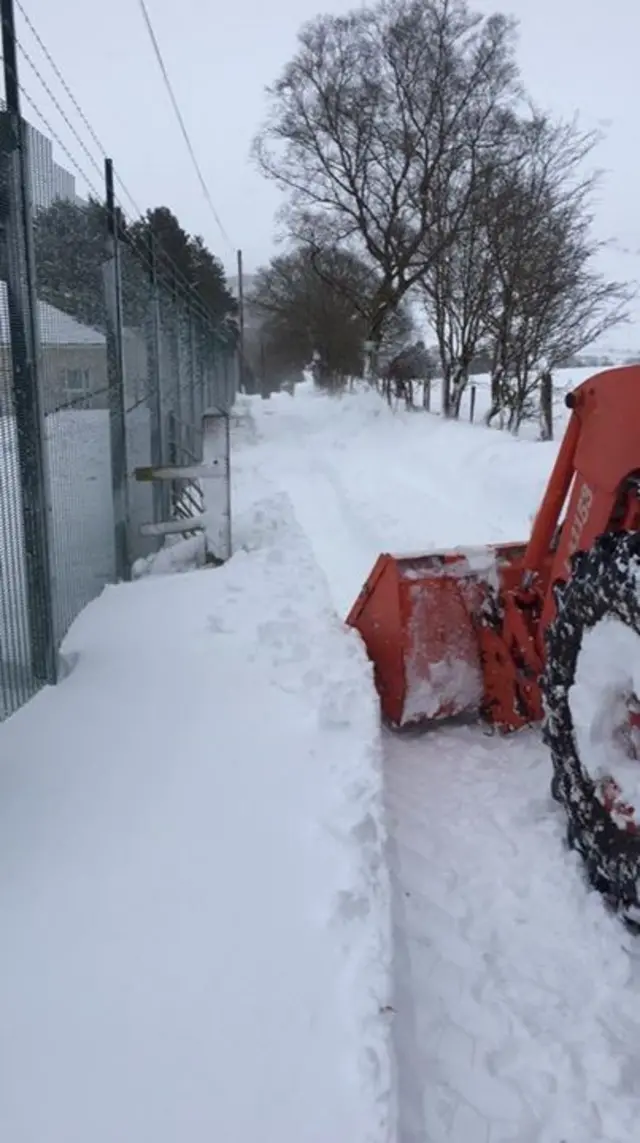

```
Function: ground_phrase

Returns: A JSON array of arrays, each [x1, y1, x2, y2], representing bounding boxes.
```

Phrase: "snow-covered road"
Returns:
[[252, 382, 640, 1143]]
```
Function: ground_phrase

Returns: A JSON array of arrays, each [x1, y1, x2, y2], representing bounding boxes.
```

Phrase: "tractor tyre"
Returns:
[[542, 531, 640, 919]]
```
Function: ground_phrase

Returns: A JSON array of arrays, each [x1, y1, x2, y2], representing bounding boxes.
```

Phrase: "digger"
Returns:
[[347, 363, 640, 920]]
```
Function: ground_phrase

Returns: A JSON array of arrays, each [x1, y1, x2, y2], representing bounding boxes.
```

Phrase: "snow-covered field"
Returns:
[[3, 364, 640, 1142], [395, 365, 579, 441]]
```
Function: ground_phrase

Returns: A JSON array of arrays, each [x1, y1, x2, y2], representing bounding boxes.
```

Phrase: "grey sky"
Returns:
[[15, 0, 640, 342]]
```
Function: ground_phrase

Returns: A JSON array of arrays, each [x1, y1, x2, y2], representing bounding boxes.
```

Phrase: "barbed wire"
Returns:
[[15, 0, 163, 230], [15, 34, 104, 183], [10, 73, 215, 326], [5, 16, 237, 335]]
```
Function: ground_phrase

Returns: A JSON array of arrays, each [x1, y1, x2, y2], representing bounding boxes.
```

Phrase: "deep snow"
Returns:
[[248, 378, 640, 1143], [4, 368, 640, 1143], [0, 407, 156, 718], [0, 419, 392, 1143]]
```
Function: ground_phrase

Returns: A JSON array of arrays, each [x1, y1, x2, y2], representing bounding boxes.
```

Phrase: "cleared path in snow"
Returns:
[[252, 384, 640, 1143], [386, 729, 640, 1143]]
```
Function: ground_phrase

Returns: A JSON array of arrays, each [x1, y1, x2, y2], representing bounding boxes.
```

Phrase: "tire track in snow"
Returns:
[[266, 447, 383, 617], [386, 726, 640, 1143], [250, 391, 640, 1141]]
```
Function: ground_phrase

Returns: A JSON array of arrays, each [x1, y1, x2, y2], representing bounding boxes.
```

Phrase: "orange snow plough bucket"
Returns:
[[346, 542, 529, 727], [346, 367, 640, 732]]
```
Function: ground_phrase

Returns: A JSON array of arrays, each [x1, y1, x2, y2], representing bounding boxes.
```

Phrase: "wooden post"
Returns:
[[540, 370, 553, 441]]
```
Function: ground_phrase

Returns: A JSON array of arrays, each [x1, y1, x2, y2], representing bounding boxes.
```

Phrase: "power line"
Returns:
[[136, 0, 233, 252]]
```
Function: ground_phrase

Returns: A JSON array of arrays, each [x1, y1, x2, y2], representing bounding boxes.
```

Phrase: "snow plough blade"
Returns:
[[346, 543, 526, 727]]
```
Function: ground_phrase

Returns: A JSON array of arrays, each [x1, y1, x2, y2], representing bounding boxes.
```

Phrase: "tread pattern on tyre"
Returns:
[[542, 531, 640, 912]]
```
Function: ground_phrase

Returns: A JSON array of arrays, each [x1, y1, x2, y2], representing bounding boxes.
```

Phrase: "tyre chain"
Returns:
[[542, 531, 640, 916]]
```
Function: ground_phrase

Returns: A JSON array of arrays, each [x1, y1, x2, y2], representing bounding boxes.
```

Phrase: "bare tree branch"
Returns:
[[253, 0, 519, 353]]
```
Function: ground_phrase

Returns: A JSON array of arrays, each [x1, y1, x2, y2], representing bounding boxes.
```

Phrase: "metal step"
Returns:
[[139, 517, 205, 537], [135, 463, 221, 482]]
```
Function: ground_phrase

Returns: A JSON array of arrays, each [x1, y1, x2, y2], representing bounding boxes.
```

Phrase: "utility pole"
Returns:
[[103, 157, 130, 580], [237, 248, 245, 393]]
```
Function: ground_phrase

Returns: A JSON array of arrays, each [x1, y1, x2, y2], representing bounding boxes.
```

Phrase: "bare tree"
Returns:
[[482, 113, 633, 431], [383, 340, 435, 407], [254, 0, 519, 367], [249, 244, 412, 389], [419, 109, 530, 416], [419, 171, 494, 416]]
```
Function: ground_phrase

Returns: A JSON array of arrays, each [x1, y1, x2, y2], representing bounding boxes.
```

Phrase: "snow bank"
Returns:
[[242, 374, 640, 1142], [0, 475, 391, 1142], [245, 380, 564, 614]]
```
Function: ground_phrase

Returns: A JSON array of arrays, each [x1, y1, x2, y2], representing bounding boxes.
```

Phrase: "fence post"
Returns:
[[205, 334, 212, 416], [103, 158, 130, 581], [235, 342, 243, 405], [539, 370, 553, 441], [166, 276, 181, 459], [145, 234, 168, 528], [187, 303, 197, 447], [224, 348, 233, 410], [0, 1, 56, 686], [441, 373, 450, 417], [212, 342, 222, 411], [469, 384, 477, 423], [195, 320, 206, 418]]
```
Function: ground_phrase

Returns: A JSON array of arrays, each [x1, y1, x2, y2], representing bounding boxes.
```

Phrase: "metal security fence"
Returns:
[[118, 228, 235, 569], [0, 11, 236, 721]]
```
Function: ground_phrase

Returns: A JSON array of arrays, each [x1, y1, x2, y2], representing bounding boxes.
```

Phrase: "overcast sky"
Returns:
[[13, 0, 640, 342]]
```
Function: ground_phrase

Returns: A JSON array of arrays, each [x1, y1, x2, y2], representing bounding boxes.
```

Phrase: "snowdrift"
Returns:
[[0, 473, 392, 1143]]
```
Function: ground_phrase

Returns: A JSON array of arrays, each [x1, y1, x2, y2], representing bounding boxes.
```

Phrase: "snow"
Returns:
[[0, 409, 117, 719], [245, 376, 640, 1142], [5, 366, 640, 1142], [0, 406, 155, 665], [570, 616, 640, 825], [402, 653, 483, 725], [0, 426, 392, 1143], [249, 380, 567, 610], [386, 727, 640, 1143]]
